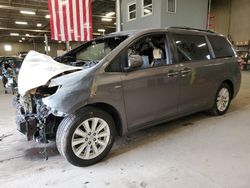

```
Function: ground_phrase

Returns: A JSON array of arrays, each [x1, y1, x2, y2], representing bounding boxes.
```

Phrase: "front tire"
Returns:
[[208, 83, 232, 116], [56, 107, 116, 167]]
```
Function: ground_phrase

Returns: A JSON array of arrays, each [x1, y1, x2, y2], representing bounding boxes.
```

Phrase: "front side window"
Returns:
[[167, 0, 176, 13], [128, 2, 136, 21], [172, 34, 211, 62], [107, 34, 169, 72], [143, 0, 153, 16], [76, 42, 110, 62], [126, 34, 167, 70], [208, 35, 235, 58]]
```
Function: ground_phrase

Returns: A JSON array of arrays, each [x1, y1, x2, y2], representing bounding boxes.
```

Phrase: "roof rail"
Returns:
[[168, 26, 216, 33]]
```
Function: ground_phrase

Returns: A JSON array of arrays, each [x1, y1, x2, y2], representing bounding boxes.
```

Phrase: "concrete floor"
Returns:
[[0, 72, 250, 188]]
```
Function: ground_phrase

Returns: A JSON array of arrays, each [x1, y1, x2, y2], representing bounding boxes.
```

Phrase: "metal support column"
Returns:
[[116, 0, 121, 32], [33, 39, 36, 51], [66, 41, 71, 52], [44, 34, 49, 55], [207, 0, 212, 29]]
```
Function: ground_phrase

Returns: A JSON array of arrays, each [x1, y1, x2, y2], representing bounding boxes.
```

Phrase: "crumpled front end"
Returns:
[[14, 51, 97, 143], [14, 88, 64, 143]]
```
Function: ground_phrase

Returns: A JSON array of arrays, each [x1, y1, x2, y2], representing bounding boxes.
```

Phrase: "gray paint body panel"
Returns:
[[35, 28, 241, 136]]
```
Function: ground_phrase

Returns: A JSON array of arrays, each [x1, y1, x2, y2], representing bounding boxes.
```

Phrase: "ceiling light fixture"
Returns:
[[15, 21, 28, 25], [45, 14, 50, 19], [105, 12, 115, 17], [20, 10, 36, 15], [198, 43, 206, 48], [93, 33, 102, 36], [37, 23, 42, 27], [98, 29, 106, 32], [10, 33, 19, 36], [25, 34, 30, 36], [19, 40, 22, 43], [101, 18, 112, 22], [22, 38, 25, 40]]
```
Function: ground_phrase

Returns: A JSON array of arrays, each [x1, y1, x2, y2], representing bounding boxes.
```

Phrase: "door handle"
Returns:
[[167, 71, 179, 78]]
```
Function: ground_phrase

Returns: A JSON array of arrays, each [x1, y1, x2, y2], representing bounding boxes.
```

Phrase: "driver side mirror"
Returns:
[[124, 55, 143, 71]]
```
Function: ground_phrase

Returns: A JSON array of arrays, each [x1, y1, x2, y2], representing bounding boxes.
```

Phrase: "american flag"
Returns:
[[48, 0, 93, 42]]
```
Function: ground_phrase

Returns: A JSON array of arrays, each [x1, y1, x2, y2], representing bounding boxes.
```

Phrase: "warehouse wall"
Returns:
[[0, 42, 34, 57], [210, 0, 231, 36], [161, 0, 208, 29], [211, 0, 250, 42], [122, 0, 208, 30], [0, 41, 78, 58], [121, 0, 162, 30], [230, 0, 250, 41]]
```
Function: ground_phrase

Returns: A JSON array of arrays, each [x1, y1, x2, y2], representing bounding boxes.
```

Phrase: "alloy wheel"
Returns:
[[71, 117, 110, 160], [216, 87, 230, 112]]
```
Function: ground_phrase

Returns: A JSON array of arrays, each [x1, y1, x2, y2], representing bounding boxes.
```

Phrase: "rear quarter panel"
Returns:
[[207, 57, 241, 107]]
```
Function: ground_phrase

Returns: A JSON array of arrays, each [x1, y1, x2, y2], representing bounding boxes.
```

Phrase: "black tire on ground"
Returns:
[[208, 83, 232, 116], [56, 106, 116, 167]]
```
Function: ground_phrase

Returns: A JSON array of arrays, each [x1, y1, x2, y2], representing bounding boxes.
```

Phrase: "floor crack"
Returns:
[[0, 155, 23, 163], [0, 133, 14, 141]]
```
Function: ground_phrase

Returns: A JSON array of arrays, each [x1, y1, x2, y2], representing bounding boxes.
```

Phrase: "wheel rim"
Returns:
[[216, 87, 230, 112], [71, 117, 110, 160]]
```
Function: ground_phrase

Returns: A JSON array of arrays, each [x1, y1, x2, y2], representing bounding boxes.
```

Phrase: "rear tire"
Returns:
[[56, 107, 116, 167], [208, 83, 232, 116]]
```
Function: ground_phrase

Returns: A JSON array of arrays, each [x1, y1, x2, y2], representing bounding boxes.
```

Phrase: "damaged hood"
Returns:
[[18, 51, 82, 96]]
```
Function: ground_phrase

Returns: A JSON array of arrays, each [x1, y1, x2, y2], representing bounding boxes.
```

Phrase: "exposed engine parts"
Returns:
[[14, 93, 63, 144]]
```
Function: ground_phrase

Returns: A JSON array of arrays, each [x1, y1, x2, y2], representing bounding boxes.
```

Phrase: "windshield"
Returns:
[[60, 35, 128, 67], [76, 36, 127, 61], [76, 41, 111, 61]]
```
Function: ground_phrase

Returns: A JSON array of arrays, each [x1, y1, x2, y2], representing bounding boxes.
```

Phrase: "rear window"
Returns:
[[172, 34, 211, 62], [208, 35, 235, 58]]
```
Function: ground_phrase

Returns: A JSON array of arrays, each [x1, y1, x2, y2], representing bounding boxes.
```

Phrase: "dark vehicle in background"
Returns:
[[18, 52, 28, 59], [1, 56, 23, 94], [15, 27, 241, 167]]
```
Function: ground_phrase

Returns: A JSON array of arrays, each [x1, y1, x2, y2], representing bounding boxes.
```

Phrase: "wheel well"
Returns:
[[223, 80, 234, 98], [87, 103, 123, 136]]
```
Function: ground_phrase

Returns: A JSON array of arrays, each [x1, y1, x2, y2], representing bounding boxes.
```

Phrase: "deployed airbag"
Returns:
[[18, 51, 81, 96]]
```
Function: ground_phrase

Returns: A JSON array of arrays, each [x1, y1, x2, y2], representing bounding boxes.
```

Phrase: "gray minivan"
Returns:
[[15, 27, 241, 166]]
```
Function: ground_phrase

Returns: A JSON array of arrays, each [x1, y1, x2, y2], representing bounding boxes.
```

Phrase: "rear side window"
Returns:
[[172, 34, 211, 62], [208, 35, 235, 58]]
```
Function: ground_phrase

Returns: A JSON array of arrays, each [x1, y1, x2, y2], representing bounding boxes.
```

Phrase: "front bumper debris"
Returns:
[[16, 113, 37, 141], [13, 94, 59, 143]]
